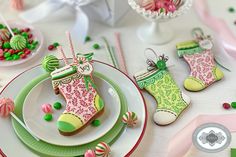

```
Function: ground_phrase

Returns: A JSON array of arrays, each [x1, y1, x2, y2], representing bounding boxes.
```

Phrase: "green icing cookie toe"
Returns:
[[57, 121, 76, 132], [10, 35, 27, 50]]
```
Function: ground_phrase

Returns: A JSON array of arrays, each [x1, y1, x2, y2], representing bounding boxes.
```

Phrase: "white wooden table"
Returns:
[[0, 0, 236, 156]]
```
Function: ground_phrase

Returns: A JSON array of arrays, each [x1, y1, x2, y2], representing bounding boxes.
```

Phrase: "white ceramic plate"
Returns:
[[0, 61, 147, 157], [0, 21, 44, 67], [23, 76, 121, 146]]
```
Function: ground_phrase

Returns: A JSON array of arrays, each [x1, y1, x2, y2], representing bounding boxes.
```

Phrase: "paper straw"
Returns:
[[57, 46, 68, 65], [66, 31, 77, 64], [10, 112, 40, 141], [0, 14, 15, 37], [102, 37, 117, 68], [110, 46, 119, 68], [114, 32, 128, 74]]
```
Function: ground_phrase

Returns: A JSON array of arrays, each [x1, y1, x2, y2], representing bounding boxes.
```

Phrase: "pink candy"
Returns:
[[141, 0, 177, 13], [84, 149, 96, 157], [0, 98, 14, 117], [42, 104, 53, 113], [0, 49, 3, 57]]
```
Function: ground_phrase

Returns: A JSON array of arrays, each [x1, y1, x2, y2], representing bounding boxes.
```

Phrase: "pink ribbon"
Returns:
[[194, 0, 236, 59], [167, 114, 236, 157]]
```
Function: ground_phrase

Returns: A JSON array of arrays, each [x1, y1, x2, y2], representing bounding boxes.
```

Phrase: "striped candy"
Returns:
[[0, 98, 14, 117], [42, 103, 53, 114], [0, 29, 10, 41], [42, 55, 60, 72], [95, 142, 111, 157], [84, 149, 96, 157], [140, 0, 156, 11], [122, 111, 138, 127], [10, 35, 27, 50]]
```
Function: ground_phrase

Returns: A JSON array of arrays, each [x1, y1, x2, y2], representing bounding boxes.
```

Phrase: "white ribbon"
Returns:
[[20, 0, 111, 42]]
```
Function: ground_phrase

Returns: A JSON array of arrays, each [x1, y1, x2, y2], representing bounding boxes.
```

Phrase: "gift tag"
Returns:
[[199, 39, 213, 50], [77, 60, 93, 75]]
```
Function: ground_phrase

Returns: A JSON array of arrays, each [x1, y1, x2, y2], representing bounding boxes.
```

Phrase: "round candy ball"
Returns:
[[223, 103, 231, 110], [53, 102, 62, 110], [84, 149, 96, 157], [0, 29, 10, 41], [10, 35, 27, 50], [95, 142, 111, 157], [231, 102, 236, 109], [0, 98, 14, 117], [92, 119, 101, 127], [122, 111, 138, 127], [44, 114, 53, 121], [42, 103, 53, 113], [42, 55, 60, 72]]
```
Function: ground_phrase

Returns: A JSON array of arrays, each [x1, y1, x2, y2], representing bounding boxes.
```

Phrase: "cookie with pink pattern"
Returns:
[[176, 28, 224, 91], [50, 54, 105, 136]]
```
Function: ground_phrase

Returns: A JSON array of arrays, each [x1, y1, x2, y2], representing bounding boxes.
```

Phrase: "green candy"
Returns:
[[231, 102, 236, 109], [4, 52, 11, 58], [44, 114, 53, 121], [85, 36, 91, 42], [0, 24, 4, 29], [42, 55, 60, 72], [53, 42, 59, 47], [33, 41, 39, 46], [93, 43, 100, 49], [26, 43, 31, 49], [10, 35, 27, 50], [21, 32, 28, 37], [53, 102, 62, 110], [18, 51, 24, 55], [30, 45, 36, 50], [13, 54, 20, 60], [3, 42, 11, 49], [228, 7, 235, 13], [92, 119, 101, 127], [6, 56, 13, 61], [12, 28, 20, 34]]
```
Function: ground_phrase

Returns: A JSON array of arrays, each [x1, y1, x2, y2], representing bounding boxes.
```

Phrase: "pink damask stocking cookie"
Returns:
[[176, 28, 224, 91], [51, 53, 104, 136]]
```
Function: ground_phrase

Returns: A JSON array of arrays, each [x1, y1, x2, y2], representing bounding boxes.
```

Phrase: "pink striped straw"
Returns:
[[114, 32, 128, 74], [66, 31, 78, 64], [57, 46, 68, 65]]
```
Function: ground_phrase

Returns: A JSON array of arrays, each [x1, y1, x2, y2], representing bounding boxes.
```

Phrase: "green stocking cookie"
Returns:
[[134, 54, 191, 125]]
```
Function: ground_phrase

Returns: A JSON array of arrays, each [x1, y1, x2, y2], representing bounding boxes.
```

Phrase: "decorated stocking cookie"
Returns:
[[134, 51, 190, 125], [43, 32, 104, 136], [176, 28, 224, 92]]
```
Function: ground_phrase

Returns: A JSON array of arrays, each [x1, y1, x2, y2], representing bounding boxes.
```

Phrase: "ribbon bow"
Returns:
[[192, 27, 212, 41], [145, 48, 168, 71], [20, 0, 111, 42]]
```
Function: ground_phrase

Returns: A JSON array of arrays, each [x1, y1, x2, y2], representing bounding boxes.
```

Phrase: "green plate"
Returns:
[[12, 72, 128, 157]]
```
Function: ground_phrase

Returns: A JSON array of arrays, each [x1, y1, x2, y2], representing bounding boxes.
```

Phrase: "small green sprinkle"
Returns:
[[85, 36, 91, 42], [53, 102, 62, 110], [92, 119, 101, 127], [0, 24, 5, 29], [3, 42, 11, 49], [93, 43, 100, 50], [18, 51, 24, 55], [4, 52, 11, 58], [44, 114, 53, 121], [231, 102, 236, 109], [53, 42, 59, 47], [228, 7, 235, 13], [6, 56, 13, 61]]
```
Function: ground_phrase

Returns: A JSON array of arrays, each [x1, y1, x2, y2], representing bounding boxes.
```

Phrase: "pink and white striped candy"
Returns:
[[41, 103, 53, 113], [95, 142, 111, 157], [0, 98, 14, 117], [0, 29, 11, 41], [140, 0, 156, 11], [84, 149, 96, 157]]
